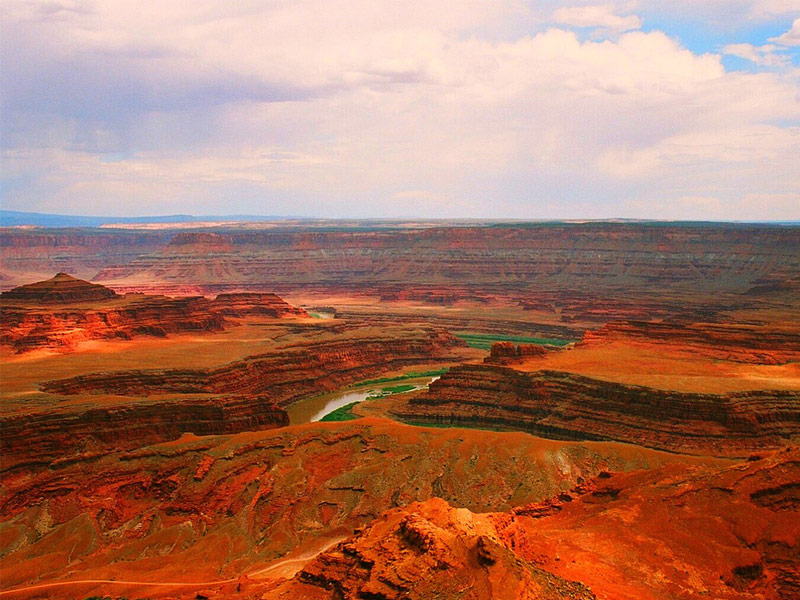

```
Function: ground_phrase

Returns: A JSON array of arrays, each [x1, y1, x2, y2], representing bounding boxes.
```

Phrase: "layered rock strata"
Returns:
[[0, 396, 288, 472], [210, 292, 308, 318], [393, 364, 800, 456], [41, 329, 461, 403], [0, 274, 307, 352], [90, 224, 800, 297], [582, 320, 800, 364]]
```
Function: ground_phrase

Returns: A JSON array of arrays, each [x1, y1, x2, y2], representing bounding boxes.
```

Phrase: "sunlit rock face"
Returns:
[[0, 274, 308, 353]]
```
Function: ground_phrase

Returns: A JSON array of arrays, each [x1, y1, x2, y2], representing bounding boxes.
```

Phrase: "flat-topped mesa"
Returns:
[[582, 320, 800, 364], [0, 272, 118, 304], [0, 395, 289, 472], [166, 231, 234, 252], [485, 341, 550, 364], [212, 292, 309, 318], [393, 364, 800, 457], [0, 274, 308, 353]]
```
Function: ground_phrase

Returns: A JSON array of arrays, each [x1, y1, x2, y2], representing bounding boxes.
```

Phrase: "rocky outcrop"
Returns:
[[393, 364, 800, 456], [0, 272, 118, 303], [485, 341, 550, 364], [270, 448, 800, 600], [582, 320, 800, 364], [0, 274, 307, 352], [277, 498, 595, 600], [40, 328, 462, 404], [0, 396, 288, 472], [211, 292, 308, 318]]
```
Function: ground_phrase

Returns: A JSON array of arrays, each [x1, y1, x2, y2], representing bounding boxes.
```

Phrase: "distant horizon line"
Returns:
[[1, 209, 798, 227]]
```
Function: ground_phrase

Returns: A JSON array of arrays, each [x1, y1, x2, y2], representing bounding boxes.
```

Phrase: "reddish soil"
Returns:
[[0, 419, 714, 599], [270, 447, 799, 600]]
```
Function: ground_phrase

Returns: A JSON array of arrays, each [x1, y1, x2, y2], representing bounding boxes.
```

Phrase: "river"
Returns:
[[286, 376, 439, 424]]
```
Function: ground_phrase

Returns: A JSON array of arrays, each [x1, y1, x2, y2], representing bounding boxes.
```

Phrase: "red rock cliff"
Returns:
[[1, 395, 289, 473], [393, 364, 800, 456], [40, 328, 462, 405]]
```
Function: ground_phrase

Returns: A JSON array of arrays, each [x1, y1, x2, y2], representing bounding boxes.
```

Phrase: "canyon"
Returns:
[[3, 224, 798, 321], [1, 221, 798, 600]]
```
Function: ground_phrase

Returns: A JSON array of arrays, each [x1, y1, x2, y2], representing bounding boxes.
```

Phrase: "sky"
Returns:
[[1, 1, 799, 220]]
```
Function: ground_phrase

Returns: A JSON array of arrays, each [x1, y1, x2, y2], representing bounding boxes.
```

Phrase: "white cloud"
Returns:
[[723, 43, 791, 66], [770, 17, 800, 45], [1, 1, 799, 219], [598, 126, 800, 178], [553, 4, 642, 33]]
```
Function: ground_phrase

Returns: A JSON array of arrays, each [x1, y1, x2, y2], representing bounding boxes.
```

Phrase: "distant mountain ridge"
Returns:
[[2, 209, 798, 228], [0, 210, 296, 227]]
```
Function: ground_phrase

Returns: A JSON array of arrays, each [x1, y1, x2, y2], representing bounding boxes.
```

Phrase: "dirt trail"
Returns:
[[0, 536, 346, 597], [0, 578, 238, 596]]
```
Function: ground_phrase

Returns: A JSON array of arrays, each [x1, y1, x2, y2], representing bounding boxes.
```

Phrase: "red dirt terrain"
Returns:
[[0, 419, 726, 599], [1, 222, 799, 599], [269, 446, 799, 600]]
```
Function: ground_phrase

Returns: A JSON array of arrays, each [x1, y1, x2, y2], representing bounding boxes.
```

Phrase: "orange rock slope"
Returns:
[[0, 419, 707, 598], [270, 446, 800, 600]]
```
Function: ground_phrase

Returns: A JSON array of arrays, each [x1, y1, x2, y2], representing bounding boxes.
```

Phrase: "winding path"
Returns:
[[0, 536, 345, 597]]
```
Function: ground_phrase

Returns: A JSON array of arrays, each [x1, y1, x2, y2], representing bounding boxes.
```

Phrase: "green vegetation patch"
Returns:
[[454, 332, 575, 350], [367, 384, 418, 400], [320, 402, 361, 422], [381, 384, 416, 394], [358, 368, 449, 386], [399, 419, 514, 433]]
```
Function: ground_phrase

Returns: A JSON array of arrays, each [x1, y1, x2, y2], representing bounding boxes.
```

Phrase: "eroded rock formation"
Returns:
[[393, 364, 800, 456], [0, 420, 690, 595], [40, 329, 461, 402], [0, 272, 118, 303], [278, 498, 596, 600], [0, 274, 307, 352], [486, 341, 550, 364], [1, 395, 288, 472], [270, 447, 800, 600]]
